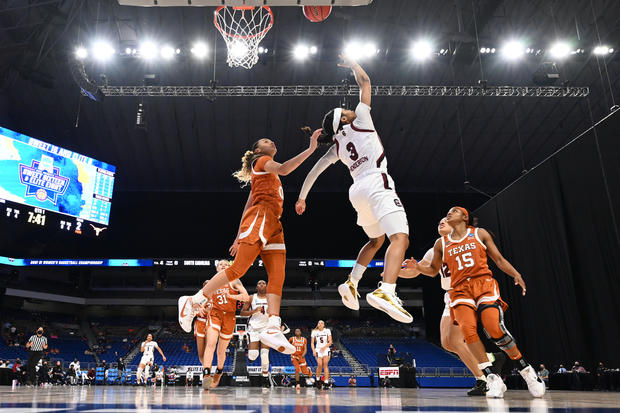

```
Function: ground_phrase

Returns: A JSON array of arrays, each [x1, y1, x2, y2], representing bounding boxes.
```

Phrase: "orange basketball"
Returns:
[[303, 6, 332, 22]]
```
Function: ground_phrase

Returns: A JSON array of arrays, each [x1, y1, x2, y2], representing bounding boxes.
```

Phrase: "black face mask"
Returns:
[[37, 331, 43, 335]]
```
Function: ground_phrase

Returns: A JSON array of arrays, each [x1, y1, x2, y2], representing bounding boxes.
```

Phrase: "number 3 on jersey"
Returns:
[[455, 252, 475, 270], [346, 142, 359, 161]]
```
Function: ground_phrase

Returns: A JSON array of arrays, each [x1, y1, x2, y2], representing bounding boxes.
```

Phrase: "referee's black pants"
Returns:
[[27, 351, 43, 384]]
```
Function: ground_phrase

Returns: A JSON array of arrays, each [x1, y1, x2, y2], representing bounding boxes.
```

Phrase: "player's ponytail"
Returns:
[[318, 109, 341, 147], [233, 140, 262, 187]]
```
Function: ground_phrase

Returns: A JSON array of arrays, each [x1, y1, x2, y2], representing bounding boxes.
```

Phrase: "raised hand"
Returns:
[[337, 54, 357, 69], [295, 199, 306, 215]]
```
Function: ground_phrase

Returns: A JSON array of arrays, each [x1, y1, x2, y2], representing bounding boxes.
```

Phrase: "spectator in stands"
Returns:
[[387, 344, 397, 365], [348, 376, 357, 387], [52, 361, 65, 385], [67, 364, 77, 385], [572, 361, 587, 373], [596, 362, 607, 390], [12, 358, 23, 383], [117, 357, 126, 373], [87, 368, 95, 385], [69, 358, 80, 376], [38, 361, 50, 385], [185, 369, 194, 387], [558, 364, 567, 373], [538, 364, 549, 386]]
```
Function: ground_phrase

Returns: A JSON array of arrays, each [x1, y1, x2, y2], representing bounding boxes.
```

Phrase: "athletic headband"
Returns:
[[454, 206, 469, 222], [332, 107, 342, 135]]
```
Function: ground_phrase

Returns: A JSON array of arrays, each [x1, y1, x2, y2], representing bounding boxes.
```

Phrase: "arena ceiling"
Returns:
[[0, 0, 619, 195]]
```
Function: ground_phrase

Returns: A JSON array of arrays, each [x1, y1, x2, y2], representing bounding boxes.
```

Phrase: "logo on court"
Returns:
[[18, 155, 70, 205]]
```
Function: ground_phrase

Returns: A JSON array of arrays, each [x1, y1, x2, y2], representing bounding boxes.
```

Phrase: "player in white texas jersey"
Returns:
[[137, 334, 166, 385], [296, 55, 411, 324], [239, 280, 272, 386]]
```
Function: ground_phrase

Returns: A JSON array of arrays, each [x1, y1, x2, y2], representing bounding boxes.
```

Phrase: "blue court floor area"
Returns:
[[1, 386, 620, 412]]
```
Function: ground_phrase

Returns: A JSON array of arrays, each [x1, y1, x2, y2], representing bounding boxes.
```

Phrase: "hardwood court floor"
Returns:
[[2, 385, 620, 412]]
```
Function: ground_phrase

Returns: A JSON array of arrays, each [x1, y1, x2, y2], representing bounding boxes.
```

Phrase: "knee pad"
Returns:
[[261, 348, 270, 372], [248, 349, 259, 361], [479, 302, 516, 351]]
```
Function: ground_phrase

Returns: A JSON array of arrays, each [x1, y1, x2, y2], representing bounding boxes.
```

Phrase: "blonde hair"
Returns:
[[314, 320, 325, 331], [233, 140, 263, 186]]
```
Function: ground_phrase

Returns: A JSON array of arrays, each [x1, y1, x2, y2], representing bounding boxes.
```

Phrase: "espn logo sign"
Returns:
[[379, 367, 400, 378]]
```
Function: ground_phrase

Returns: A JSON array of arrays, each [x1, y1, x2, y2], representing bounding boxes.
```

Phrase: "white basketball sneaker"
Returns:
[[177, 296, 197, 333], [366, 283, 413, 323], [259, 316, 296, 354], [485, 373, 507, 398], [338, 275, 360, 310], [520, 365, 546, 397]]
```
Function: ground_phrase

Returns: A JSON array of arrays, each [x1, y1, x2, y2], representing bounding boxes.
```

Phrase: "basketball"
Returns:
[[303, 6, 332, 22]]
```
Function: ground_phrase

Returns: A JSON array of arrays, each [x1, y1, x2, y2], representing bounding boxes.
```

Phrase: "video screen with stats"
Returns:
[[0, 126, 115, 235]]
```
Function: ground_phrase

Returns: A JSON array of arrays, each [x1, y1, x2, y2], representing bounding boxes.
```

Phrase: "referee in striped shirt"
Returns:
[[26, 326, 48, 385]]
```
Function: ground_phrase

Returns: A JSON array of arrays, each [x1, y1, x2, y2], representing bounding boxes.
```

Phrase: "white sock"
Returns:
[[380, 282, 396, 294], [350, 264, 366, 283], [476, 375, 487, 382], [192, 289, 208, 306]]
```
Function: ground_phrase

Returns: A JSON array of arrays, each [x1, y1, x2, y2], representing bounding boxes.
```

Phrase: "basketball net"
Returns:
[[214, 6, 274, 69]]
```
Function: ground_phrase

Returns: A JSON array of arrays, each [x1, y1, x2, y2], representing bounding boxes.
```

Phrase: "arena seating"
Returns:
[[143, 336, 234, 368], [340, 337, 466, 369]]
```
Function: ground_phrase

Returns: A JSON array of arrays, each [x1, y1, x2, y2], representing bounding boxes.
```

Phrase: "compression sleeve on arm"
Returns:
[[299, 145, 339, 200]]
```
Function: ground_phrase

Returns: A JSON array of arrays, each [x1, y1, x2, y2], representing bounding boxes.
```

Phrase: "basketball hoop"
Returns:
[[214, 6, 274, 69]]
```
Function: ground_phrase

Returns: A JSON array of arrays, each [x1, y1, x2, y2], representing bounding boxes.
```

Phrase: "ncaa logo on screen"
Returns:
[[18, 155, 70, 205]]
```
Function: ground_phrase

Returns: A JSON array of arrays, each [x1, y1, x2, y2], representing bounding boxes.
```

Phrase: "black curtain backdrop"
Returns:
[[472, 110, 620, 370]]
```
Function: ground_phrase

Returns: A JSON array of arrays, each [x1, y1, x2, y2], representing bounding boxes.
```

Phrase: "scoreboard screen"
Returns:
[[0, 126, 116, 231]]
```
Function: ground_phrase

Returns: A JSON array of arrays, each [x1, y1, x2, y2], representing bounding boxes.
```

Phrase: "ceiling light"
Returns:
[[75, 47, 88, 60], [190, 42, 208, 59], [411, 40, 432, 60], [91, 41, 115, 62], [293, 44, 310, 60], [549, 42, 571, 59], [501, 40, 525, 60], [139, 41, 158, 60], [160, 45, 175, 60]]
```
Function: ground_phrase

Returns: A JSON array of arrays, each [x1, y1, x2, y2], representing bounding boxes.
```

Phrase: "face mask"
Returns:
[[37, 331, 43, 335]]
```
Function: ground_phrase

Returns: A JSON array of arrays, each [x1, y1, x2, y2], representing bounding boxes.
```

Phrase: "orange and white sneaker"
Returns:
[[259, 316, 296, 354], [338, 276, 360, 310]]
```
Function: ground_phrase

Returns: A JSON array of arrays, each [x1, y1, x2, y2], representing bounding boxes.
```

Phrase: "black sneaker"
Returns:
[[491, 352, 507, 375], [467, 379, 487, 396], [315, 379, 323, 389], [261, 376, 270, 388]]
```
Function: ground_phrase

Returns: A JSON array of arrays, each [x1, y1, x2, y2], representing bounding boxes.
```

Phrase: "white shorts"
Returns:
[[442, 292, 451, 318], [247, 325, 266, 343], [349, 174, 408, 237], [316, 347, 331, 358], [139, 355, 153, 366]]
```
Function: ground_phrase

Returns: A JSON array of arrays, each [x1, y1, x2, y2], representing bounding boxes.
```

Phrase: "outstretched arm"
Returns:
[[338, 55, 371, 106], [227, 279, 249, 302], [406, 239, 443, 276], [263, 128, 322, 176], [479, 228, 526, 295], [296, 144, 339, 214]]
